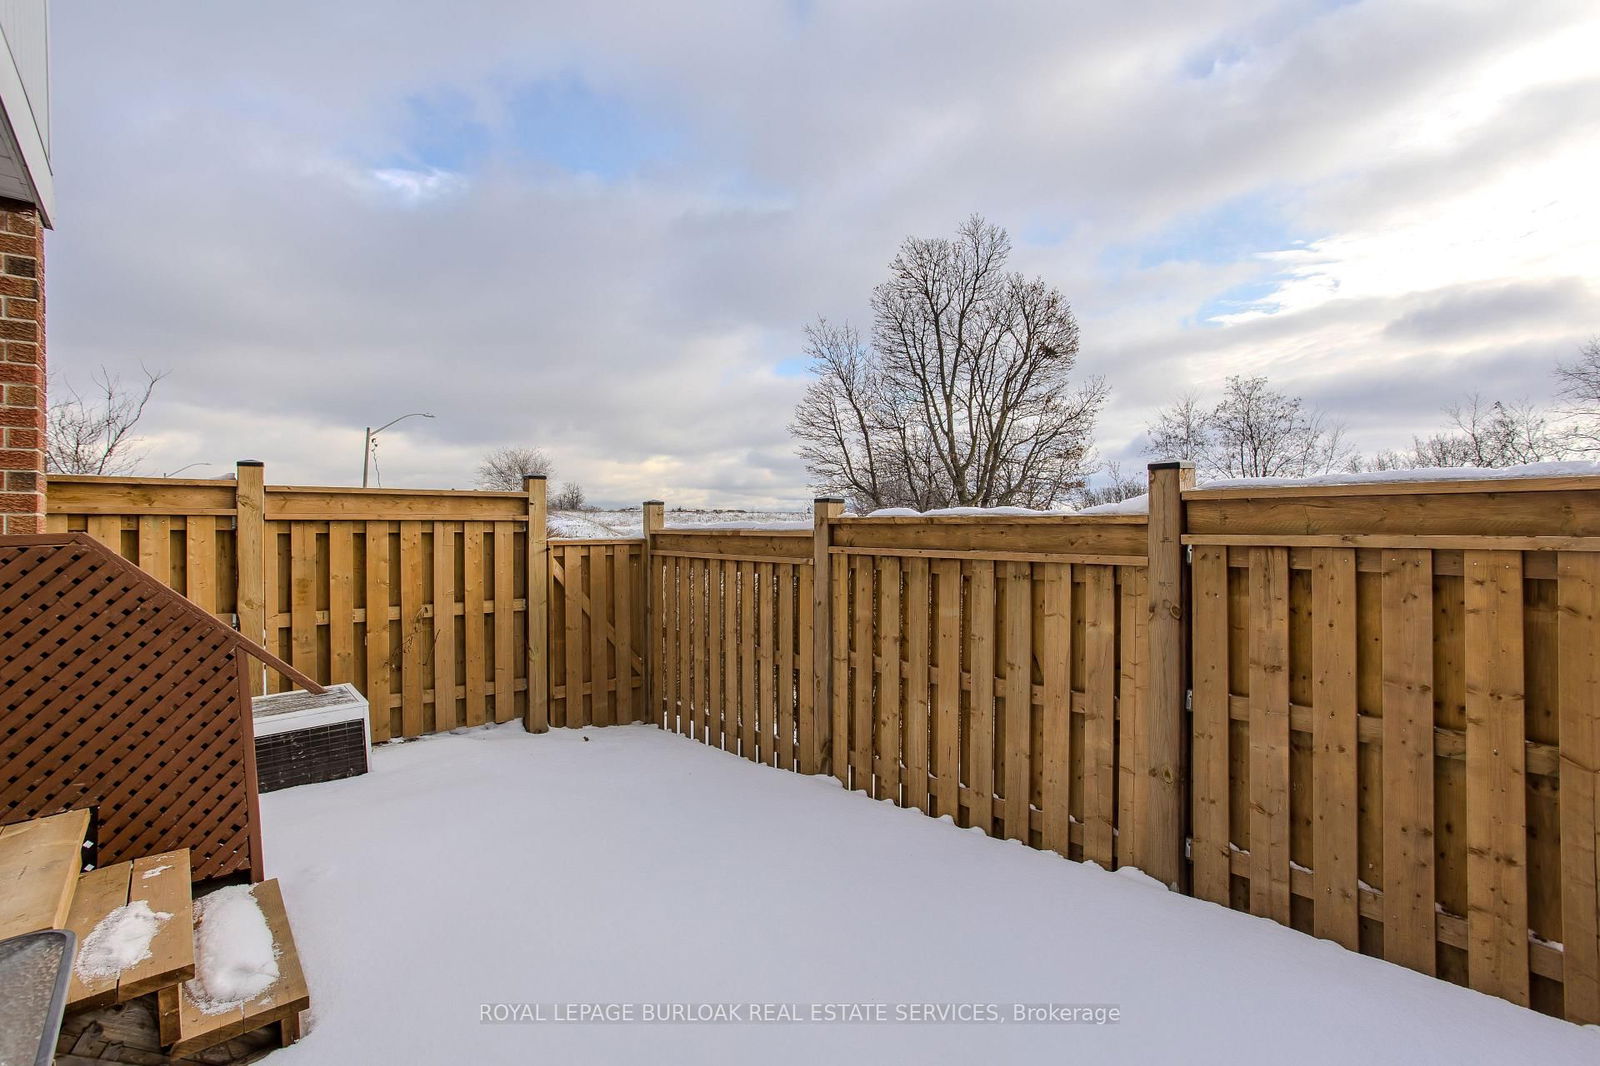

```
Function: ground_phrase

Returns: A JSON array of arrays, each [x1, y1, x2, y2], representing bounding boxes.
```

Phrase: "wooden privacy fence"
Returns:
[[643, 471, 1190, 880], [45, 465, 633, 741], [550, 539, 646, 727], [41, 463, 1600, 1023], [1183, 474, 1600, 1022], [644, 507, 816, 771]]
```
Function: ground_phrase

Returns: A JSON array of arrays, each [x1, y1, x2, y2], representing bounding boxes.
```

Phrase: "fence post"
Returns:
[[806, 497, 845, 775], [235, 460, 267, 696], [1142, 460, 1195, 890], [641, 500, 664, 728], [525, 475, 549, 733]]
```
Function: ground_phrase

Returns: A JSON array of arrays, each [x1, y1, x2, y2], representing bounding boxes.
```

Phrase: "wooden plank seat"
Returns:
[[63, 849, 196, 1008], [0, 808, 91, 942], [158, 879, 309, 1056]]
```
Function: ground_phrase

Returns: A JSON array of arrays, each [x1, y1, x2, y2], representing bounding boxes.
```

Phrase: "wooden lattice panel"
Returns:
[[0, 536, 259, 880]]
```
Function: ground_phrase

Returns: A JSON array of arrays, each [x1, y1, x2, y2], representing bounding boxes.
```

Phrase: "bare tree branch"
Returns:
[[1144, 375, 1352, 480], [791, 216, 1106, 510], [45, 365, 168, 475], [476, 446, 553, 491]]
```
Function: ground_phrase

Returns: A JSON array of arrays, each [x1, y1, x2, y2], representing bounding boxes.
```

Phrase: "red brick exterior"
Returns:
[[0, 199, 43, 535]]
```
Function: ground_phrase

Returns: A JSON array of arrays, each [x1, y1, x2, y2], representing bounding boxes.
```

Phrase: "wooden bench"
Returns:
[[158, 879, 309, 1056], [62, 849, 195, 1008]]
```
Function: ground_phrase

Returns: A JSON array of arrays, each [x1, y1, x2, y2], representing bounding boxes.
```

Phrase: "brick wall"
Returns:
[[0, 199, 43, 535]]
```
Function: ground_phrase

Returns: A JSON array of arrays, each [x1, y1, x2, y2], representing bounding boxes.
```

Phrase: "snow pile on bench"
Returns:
[[75, 900, 171, 979], [186, 885, 280, 1014]]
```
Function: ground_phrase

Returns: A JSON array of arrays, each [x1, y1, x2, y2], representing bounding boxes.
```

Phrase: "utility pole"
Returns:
[[361, 412, 434, 487]]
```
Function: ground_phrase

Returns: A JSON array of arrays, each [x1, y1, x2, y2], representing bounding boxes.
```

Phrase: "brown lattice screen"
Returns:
[[0, 534, 320, 881]]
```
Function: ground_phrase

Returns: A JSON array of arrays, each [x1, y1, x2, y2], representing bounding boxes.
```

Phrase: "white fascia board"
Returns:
[[0, 34, 49, 225]]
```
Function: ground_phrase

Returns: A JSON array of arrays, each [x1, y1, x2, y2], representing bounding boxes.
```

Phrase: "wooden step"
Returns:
[[63, 862, 133, 1008], [63, 845, 197, 1005], [120, 851, 196, 999], [158, 879, 310, 1057], [62, 850, 196, 1009], [0, 808, 91, 941]]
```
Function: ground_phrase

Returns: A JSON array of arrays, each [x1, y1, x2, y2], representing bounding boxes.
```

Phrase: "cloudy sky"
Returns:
[[45, 1, 1600, 506]]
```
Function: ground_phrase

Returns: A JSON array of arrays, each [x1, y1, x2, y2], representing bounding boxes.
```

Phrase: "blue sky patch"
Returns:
[[395, 89, 492, 172], [505, 75, 681, 179], [1127, 192, 1303, 269]]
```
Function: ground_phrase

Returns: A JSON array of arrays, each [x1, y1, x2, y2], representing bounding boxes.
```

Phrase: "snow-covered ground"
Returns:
[[549, 509, 809, 539], [261, 724, 1599, 1065]]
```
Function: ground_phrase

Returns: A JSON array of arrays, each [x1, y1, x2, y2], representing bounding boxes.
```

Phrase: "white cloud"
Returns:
[[42, 0, 1600, 503]]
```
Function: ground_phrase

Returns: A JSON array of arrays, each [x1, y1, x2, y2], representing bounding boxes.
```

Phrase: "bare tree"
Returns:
[[1556, 338, 1600, 454], [790, 215, 1108, 510], [1404, 395, 1568, 468], [475, 446, 553, 491], [1143, 392, 1209, 468], [45, 365, 167, 475], [550, 481, 586, 510], [1145, 375, 1351, 480], [1071, 460, 1145, 509]]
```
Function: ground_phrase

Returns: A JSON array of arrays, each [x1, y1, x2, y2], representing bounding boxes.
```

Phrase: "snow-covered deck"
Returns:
[[261, 724, 1599, 1065]]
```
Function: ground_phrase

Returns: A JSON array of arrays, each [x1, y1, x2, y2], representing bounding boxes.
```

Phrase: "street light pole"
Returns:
[[361, 412, 435, 488]]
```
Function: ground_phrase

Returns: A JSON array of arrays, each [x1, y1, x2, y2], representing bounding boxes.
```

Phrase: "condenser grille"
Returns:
[[255, 720, 368, 792]]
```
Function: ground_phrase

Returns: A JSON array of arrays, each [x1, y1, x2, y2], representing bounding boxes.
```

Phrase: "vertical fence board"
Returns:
[[1117, 567, 1146, 867], [723, 560, 740, 753], [1464, 550, 1530, 1005], [1083, 566, 1116, 865], [1381, 547, 1436, 975], [614, 547, 634, 722], [756, 563, 774, 765], [933, 559, 961, 820], [903, 558, 931, 815], [328, 523, 355, 686], [492, 523, 516, 725], [463, 523, 486, 727], [779, 564, 797, 772], [742, 561, 760, 760], [832, 555, 850, 785], [1248, 548, 1291, 923], [1040, 563, 1071, 856], [798, 563, 816, 771], [705, 556, 723, 747], [877, 558, 903, 802], [185, 517, 216, 615], [1557, 551, 1600, 1023], [591, 547, 613, 727], [137, 515, 170, 584], [432, 523, 458, 731], [568, 545, 588, 729], [396, 523, 424, 736], [1310, 548, 1360, 950], [850, 558, 872, 791], [364, 526, 392, 742], [967, 562, 997, 834], [1191, 546, 1231, 904], [1002, 562, 1032, 843]]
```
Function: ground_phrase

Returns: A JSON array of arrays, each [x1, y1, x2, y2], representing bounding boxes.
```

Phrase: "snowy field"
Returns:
[[548, 509, 809, 539], [261, 724, 1600, 1065]]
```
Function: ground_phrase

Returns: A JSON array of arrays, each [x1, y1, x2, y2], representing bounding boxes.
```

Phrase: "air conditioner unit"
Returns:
[[251, 683, 371, 793]]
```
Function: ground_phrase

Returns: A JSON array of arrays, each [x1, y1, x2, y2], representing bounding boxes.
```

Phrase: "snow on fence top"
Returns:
[[548, 463, 1600, 534], [548, 509, 810, 539], [1079, 459, 1600, 516]]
